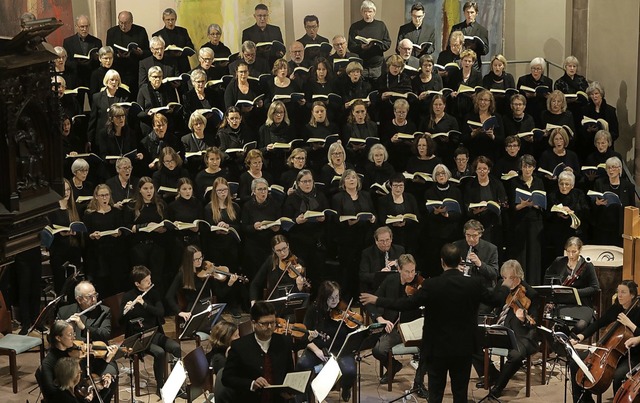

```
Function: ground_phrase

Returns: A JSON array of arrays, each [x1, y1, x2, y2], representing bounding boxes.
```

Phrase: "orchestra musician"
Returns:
[[295, 281, 356, 402], [57, 281, 112, 343], [359, 226, 405, 294], [544, 236, 600, 332], [222, 302, 296, 403], [472, 260, 539, 398], [52, 357, 91, 403], [570, 280, 640, 402], [40, 320, 118, 402], [121, 265, 181, 396], [208, 320, 239, 403], [250, 235, 309, 306], [361, 244, 509, 403]]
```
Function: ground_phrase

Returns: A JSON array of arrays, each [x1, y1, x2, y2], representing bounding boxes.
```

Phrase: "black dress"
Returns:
[[377, 192, 420, 255], [240, 196, 281, 278]]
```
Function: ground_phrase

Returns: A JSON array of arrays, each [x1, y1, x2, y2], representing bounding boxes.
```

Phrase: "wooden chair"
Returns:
[[238, 319, 254, 337], [183, 346, 213, 403], [0, 291, 44, 393]]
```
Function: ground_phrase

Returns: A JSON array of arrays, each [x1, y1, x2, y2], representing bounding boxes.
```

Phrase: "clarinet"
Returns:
[[463, 246, 474, 277]]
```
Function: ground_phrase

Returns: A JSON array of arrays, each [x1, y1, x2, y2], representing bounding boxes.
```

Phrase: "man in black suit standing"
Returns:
[[152, 8, 195, 75], [449, 1, 489, 70], [63, 15, 102, 88], [297, 15, 330, 63], [359, 226, 405, 293], [106, 10, 150, 96], [396, 2, 434, 57], [453, 219, 499, 299], [242, 4, 285, 67], [348, 0, 391, 83], [222, 301, 296, 403], [139, 36, 176, 87], [361, 244, 509, 403]]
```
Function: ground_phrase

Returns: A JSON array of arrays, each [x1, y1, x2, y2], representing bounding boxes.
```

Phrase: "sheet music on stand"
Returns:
[[533, 285, 582, 306], [537, 326, 595, 383], [179, 303, 226, 340], [311, 356, 342, 402], [337, 322, 385, 358], [115, 326, 158, 360], [161, 359, 187, 403], [398, 317, 423, 348], [477, 324, 517, 353], [265, 292, 310, 318], [28, 294, 64, 334]]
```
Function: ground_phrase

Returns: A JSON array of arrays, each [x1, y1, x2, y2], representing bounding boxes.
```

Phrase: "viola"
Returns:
[[577, 297, 640, 394], [613, 362, 640, 403], [200, 261, 249, 283], [274, 317, 330, 341], [279, 255, 311, 288], [330, 301, 365, 329], [405, 274, 425, 296], [506, 284, 536, 326], [71, 340, 110, 360]]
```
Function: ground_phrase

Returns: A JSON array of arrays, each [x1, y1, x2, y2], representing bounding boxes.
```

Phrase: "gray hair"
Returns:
[[361, 0, 376, 12], [530, 57, 546, 72], [98, 46, 114, 58], [606, 156, 622, 169], [557, 170, 575, 186], [242, 40, 257, 53], [199, 47, 214, 58], [251, 177, 268, 193], [103, 69, 121, 86], [368, 143, 388, 162], [71, 158, 89, 174], [147, 65, 162, 79], [208, 23, 222, 35], [586, 81, 605, 98], [432, 163, 452, 179], [54, 46, 67, 58], [190, 68, 206, 83], [594, 130, 612, 147], [150, 36, 165, 48]]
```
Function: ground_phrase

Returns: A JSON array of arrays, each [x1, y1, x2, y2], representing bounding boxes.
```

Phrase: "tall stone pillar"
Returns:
[[95, 0, 112, 44], [571, 0, 588, 67]]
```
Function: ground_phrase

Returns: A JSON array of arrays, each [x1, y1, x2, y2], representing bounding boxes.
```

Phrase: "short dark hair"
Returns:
[[389, 172, 405, 185], [251, 301, 276, 321], [411, 3, 425, 12], [255, 3, 268, 11], [621, 280, 639, 298], [131, 265, 151, 284], [463, 1, 479, 12], [454, 146, 469, 158], [441, 243, 461, 269], [304, 15, 319, 25]]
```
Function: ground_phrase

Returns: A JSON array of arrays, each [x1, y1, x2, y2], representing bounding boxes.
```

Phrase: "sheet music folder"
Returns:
[[533, 285, 582, 306]]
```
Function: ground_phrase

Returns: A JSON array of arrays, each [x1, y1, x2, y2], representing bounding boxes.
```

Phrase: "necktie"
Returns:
[[384, 251, 390, 268], [261, 353, 273, 403], [496, 303, 510, 326]]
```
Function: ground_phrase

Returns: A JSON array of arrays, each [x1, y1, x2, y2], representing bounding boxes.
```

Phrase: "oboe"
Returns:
[[123, 284, 154, 315], [463, 246, 474, 277]]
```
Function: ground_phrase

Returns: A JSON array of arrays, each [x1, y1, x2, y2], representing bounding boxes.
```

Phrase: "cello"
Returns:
[[613, 362, 640, 403], [576, 297, 640, 394]]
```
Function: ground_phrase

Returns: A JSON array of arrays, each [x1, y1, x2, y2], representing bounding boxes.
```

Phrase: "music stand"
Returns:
[[28, 294, 64, 335], [179, 303, 226, 340], [118, 326, 158, 403], [337, 323, 385, 403], [265, 292, 309, 318], [477, 324, 517, 403]]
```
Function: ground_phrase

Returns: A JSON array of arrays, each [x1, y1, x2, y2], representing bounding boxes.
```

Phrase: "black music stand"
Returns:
[[28, 294, 64, 336], [337, 322, 385, 403], [266, 292, 310, 318], [477, 324, 517, 403], [179, 303, 226, 340], [118, 326, 158, 403]]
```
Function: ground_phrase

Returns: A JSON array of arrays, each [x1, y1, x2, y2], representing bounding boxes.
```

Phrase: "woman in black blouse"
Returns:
[[303, 101, 339, 174], [450, 49, 482, 126], [223, 61, 264, 131], [422, 94, 459, 170], [304, 57, 339, 123], [238, 149, 273, 204], [127, 177, 170, 296], [516, 57, 553, 128], [462, 89, 504, 163], [538, 127, 581, 190], [502, 94, 536, 157], [405, 133, 442, 208], [47, 178, 83, 296], [152, 146, 191, 204], [320, 142, 354, 199], [540, 90, 576, 152], [584, 130, 623, 188], [342, 100, 378, 171], [463, 156, 508, 249], [217, 106, 257, 181], [194, 146, 229, 200], [280, 147, 307, 193], [70, 158, 93, 212], [482, 54, 516, 116], [377, 173, 420, 255], [412, 54, 443, 124], [100, 104, 142, 180], [168, 177, 204, 247], [506, 154, 545, 285], [377, 54, 413, 123], [332, 169, 376, 298], [240, 178, 282, 279], [87, 69, 129, 156], [436, 30, 463, 89], [295, 281, 356, 402], [591, 156, 635, 247], [136, 65, 179, 134], [139, 113, 182, 178], [201, 23, 232, 79], [265, 58, 306, 129], [181, 111, 218, 177], [554, 55, 589, 96], [423, 164, 464, 277], [545, 171, 590, 260], [337, 61, 372, 111], [83, 184, 127, 297], [379, 99, 416, 172], [182, 69, 220, 126], [258, 101, 296, 180], [362, 144, 395, 195], [283, 169, 330, 287], [580, 81, 620, 159]]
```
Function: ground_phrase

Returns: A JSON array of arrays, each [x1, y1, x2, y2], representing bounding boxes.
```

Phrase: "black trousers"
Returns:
[[425, 354, 472, 403]]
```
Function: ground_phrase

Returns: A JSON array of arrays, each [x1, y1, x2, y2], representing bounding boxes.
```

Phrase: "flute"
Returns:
[[123, 283, 154, 315], [66, 300, 102, 322]]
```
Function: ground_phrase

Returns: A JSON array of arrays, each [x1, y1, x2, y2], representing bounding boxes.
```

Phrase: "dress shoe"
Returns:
[[341, 386, 352, 401], [379, 360, 403, 384], [412, 383, 428, 399]]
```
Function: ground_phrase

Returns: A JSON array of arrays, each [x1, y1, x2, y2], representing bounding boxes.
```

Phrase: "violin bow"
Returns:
[[327, 298, 355, 354], [265, 264, 291, 300]]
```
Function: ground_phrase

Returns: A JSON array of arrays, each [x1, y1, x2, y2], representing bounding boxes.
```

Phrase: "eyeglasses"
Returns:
[[201, 58, 213, 62], [506, 144, 519, 148], [465, 232, 481, 238], [216, 188, 229, 193], [119, 166, 132, 171], [256, 320, 276, 328], [293, 156, 306, 161], [391, 184, 404, 188], [299, 179, 313, 184], [255, 187, 268, 192], [97, 193, 110, 198], [193, 255, 204, 262], [331, 152, 344, 156], [83, 293, 99, 300], [274, 246, 289, 254]]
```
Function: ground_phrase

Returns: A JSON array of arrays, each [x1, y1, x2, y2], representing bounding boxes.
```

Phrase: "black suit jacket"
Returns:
[[359, 244, 405, 292], [152, 26, 195, 74], [222, 333, 294, 403], [377, 269, 507, 357], [452, 238, 499, 290], [87, 90, 128, 148], [138, 56, 176, 86], [106, 24, 150, 88], [396, 22, 435, 56], [57, 302, 112, 342], [369, 272, 421, 324], [63, 33, 103, 87]]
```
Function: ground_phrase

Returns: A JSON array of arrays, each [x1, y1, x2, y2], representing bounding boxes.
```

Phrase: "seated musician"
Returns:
[[166, 245, 218, 332], [121, 265, 181, 396], [40, 320, 118, 402], [544, 236, 600, 332], [570, 280, 640, 403], [472, 260, 539, 398], [57, 281, 112, 344], [221, 301, 296, 403], [295, 281, 357, 402], [249, 235, 309, 306], [368, 254, 424, 393], [209, 320, 239, 403], [52, 357, 91, 403], [359, 226, 405, 294]]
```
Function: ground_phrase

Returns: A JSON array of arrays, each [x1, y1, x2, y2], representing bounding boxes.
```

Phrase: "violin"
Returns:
[[405, 274, 425, 296], [274, 317, 330, 341], [74, 373, 104, 400], [330, 301, 365, 329], [505, 285, 536, 326], [278, 255, 311, 288], [200, 261, 249, 283], [71, 340, 110, 360]]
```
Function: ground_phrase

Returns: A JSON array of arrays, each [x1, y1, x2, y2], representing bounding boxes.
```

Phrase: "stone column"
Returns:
[[571, 0, 588, 67], [95, 0, 112, 44]]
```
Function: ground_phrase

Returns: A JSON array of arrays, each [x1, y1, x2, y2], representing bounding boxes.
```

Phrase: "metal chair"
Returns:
[[382, 343, 420, 391]]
